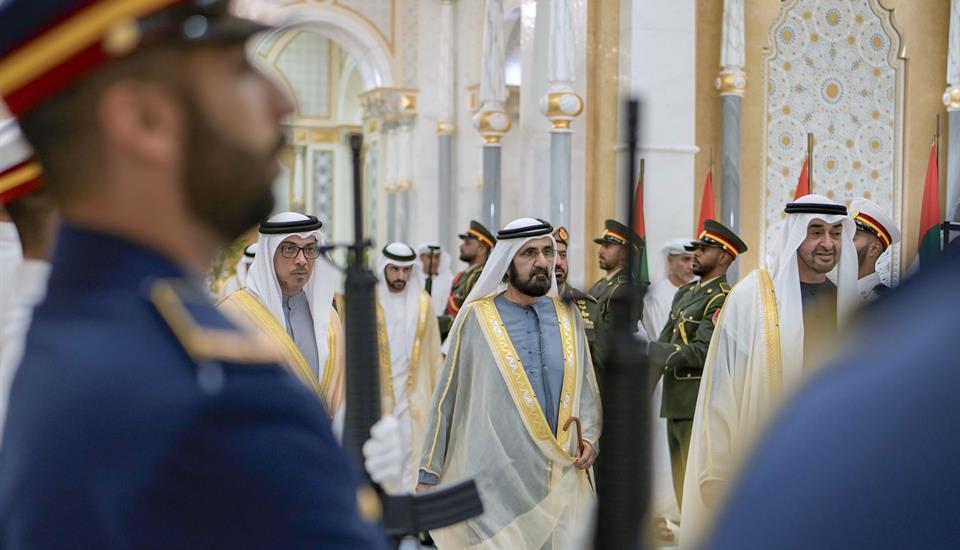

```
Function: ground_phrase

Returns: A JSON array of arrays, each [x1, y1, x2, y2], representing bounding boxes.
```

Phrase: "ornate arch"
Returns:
[[249, 3, 396, 91]]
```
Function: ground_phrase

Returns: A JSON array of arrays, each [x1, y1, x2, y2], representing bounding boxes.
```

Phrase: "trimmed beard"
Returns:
[[508, 263, 551, 297], [181, 91, 279, 242]]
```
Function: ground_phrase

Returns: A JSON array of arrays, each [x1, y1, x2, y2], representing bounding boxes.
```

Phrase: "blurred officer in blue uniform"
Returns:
[[700, 244, 960, 549], [0, 1, 387, 547]]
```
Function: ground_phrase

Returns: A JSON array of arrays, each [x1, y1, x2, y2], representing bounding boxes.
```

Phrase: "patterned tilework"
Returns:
[[764, 0, 903, 279], [399, 0, 419, 88], [313, 150, 335, 221], [276, 31, 331, 118]]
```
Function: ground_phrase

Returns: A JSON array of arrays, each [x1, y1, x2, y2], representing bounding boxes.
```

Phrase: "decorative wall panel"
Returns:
[[313, 149, 335, 221], [763, 0, 904, 281], [275, 30, 332, 118]]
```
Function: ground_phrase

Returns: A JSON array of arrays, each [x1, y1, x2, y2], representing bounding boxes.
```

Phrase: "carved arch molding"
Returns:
[[762, 0, 905, 283]]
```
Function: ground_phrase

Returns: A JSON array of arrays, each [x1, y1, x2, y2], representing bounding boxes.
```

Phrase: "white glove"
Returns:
[[362, 415, 404, 492], [635, 320, 651, 344]]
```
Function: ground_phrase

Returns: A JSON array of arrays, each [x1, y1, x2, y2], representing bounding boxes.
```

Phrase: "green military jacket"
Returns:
[[649, 275, 730, 420], [558, 283, 597, 330], [586, 270, 647, 376], [438, 262, 484, 339]]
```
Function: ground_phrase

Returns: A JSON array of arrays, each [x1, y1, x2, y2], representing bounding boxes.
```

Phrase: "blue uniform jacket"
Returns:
[[0, 225, 386, 549]]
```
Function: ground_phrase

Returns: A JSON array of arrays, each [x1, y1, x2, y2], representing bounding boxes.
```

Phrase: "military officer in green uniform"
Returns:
[[647, 219, 747, 507], [439, 220, 496, 338], [552, 226, 597, 326], [587, 219, 648, 377]]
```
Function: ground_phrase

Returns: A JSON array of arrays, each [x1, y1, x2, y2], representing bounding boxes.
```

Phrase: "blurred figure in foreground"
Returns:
[[702, 244, 960, 550]]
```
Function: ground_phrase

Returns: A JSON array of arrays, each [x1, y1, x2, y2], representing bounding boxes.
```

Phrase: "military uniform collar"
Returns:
[[696, 275, 727, 290], [605, 267, 625, 282]]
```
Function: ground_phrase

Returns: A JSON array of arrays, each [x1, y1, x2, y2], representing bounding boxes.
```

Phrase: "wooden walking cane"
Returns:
[[563, 416, 594, 491]]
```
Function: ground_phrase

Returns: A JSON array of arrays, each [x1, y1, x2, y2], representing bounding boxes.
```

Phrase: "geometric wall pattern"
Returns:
[[276, 30, 331, 117], [764, 0, 904, 280], [313, 150, 335, 221]]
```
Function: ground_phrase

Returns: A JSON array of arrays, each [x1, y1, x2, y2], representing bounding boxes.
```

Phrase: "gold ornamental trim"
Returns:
[[474, 296, 578, 457], [436, 120, 456, 135], [715, 69, 747, 96], [551, 119, 572, 130], [474, 109, 513, 136], [406, 291, 434, 393], [375, 302, 396, 415], [944, 87, 960, 111], [544, 91, 584, 119]]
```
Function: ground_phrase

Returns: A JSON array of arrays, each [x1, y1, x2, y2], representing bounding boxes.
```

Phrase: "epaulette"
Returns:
[[150, 279, 284, 365], [719, 282, 731, 293], [562, 285, 598, 304]]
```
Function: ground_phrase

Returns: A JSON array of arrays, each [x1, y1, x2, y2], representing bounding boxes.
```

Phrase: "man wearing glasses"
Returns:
[[219, 212, 347, 422], [417, 218, 600, 549]]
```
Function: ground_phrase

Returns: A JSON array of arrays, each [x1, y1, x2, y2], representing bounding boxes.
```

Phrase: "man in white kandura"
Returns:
[[642, 239, 697, 338], [849, 198, 900, 303], [679, 194, 859, 547], [417, 218, 601, 549], [375, 242, 443, 493], [218, 212, 345, 417], [416, 242, 454, 318]]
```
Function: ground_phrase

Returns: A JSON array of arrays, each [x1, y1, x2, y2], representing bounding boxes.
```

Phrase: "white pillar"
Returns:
[[292, 144, 306, 213], [540, 0, 583, 230], [717, 0, 746, 281], [620, 0, 697, 283], [474, 0, 512, 230], [437, 0, 457, 252]]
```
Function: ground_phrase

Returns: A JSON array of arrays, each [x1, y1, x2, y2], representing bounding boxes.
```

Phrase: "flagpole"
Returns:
[[807, 132, 814, 194]]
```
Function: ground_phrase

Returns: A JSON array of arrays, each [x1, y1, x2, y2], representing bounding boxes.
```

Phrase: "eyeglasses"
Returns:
[[278, 243, 321, 259], [517, 246, 556, 260]]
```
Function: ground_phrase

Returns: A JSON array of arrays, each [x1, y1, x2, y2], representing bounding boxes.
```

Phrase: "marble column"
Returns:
[[438, 0, 456, 250], [944, 0, 960, 222], [473, 0, 512, 230], [384, 125, 399, 243], [396, 122, 414, 244], [716, 0, 746, 280], [540, 0, 583, 229], [292, 144, 306, 213]]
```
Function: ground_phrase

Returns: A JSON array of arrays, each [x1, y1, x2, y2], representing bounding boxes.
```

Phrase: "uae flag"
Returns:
[[917, 141, 941, 266], [698, 167, 716, 233], [794, 156, 810, 199], [632, 170, 649, 282]]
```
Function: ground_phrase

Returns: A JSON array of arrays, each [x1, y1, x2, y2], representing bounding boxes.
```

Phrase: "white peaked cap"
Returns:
[[849, 198, 900, 249]]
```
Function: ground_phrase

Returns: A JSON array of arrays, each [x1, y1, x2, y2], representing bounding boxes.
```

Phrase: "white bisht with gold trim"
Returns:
[[419, 294, 601, 548], [679, 195, 860, 547]]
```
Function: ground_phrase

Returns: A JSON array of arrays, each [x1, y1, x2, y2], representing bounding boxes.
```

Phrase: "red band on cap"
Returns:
[[700, 230, 739, 259], [855, 212, 892, 248]]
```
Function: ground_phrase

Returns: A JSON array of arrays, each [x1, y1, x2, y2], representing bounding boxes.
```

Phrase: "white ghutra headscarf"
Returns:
[[415, 242, 454, 316], [442, 218, 558, 354], [244, 212, 339, 375], [766, 193, 858, 385]]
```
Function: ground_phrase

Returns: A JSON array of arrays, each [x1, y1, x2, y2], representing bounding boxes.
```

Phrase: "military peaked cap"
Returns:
[[458, 220, 496, 248], [686, 219, 748, 260]]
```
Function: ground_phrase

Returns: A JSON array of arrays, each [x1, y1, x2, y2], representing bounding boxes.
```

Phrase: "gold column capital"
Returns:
[[943, 86, 960, 111], [436, 120, 456, 135], [540, 90, 584, 131], [716, 68, 747, 96], [473, 105, 512, 145]]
